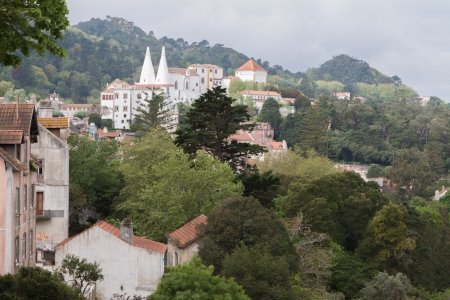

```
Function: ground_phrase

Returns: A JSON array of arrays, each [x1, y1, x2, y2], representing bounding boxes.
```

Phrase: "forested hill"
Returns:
[[308, 54, 398, 85], [0, 16, 416, 103]]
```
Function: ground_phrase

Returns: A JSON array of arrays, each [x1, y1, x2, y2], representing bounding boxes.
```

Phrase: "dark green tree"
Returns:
[[88, 113, 102, 128], [131, 91, 172, 133], [0, 267, 83, 300], [293, 93, 311, 112], [149, 257, 250, 300], [198, 196, 298, 274], [258, 97, 282, 139], [283, 171, 387, 251], [175, 86, 264, 170], [297, 106, 329, 155], [222, 244, 294, 300], [359, 272, 412, 300], [0, 0, 69, 66]]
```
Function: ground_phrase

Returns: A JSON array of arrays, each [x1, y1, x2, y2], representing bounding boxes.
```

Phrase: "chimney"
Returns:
[[120, 218, 133, 245]]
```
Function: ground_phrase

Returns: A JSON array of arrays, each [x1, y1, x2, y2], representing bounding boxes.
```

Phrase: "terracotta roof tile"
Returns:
[[235, 59, 266, 72], [38, 117, 69, 129], [167, 215, 207, 248], [0, 130, 23, 144], [240, 90, 281, 97], [229, 130, 254, 142], [169, 68, 187, 75], [55, 221, 167, 254], [0, 147, 26, 171], [270, 141, 285, 150], [0, 103, 37, 134]]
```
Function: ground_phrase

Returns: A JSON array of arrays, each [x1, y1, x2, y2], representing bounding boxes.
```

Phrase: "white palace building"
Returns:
[[101, 47, 224, 129]]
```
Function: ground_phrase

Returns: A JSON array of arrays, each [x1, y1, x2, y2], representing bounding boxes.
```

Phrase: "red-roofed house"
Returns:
[[235, 58, 267, 83], [166, 214, 207, 267], [0, 103, 39, 275], [54, 219, 166, 299]]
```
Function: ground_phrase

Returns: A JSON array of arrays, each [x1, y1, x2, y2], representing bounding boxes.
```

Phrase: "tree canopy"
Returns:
[[150, 257, 250, 300], [0, 0, 69, 66], [175, 86, 264, 170]]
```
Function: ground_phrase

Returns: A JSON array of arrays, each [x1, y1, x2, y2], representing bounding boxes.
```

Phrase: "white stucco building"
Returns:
[[31, 117, 70, 253], [100, 47, 210, 129], [235, 59, 267, 83], [55, 219, 167, 299], [166, 214, 207, 267], [188, 64, 224, 92]]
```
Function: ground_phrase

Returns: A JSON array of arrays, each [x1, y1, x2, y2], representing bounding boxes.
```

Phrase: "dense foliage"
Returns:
[[149, 257, 250, 300], [0, 267, 83, 300], [0, 0, 69, 67]]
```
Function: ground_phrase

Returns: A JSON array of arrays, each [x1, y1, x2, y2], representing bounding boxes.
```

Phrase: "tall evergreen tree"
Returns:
[[175, 86, 264, 170], [258, 97, 282, 139], [131, 90, 172, 133]]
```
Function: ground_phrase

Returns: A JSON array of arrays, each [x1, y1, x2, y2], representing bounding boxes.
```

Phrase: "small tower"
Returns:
[[139, 47, 156, 84], [156, 46, 169, 85]]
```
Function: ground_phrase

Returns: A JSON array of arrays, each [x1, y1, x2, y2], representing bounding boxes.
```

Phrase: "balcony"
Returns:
[[36, 210, 51, 220]]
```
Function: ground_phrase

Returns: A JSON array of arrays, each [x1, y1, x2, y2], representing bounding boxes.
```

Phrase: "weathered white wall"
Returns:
[[55, 226, 165, 300], [32, 125, 69, 248], [167, 240, 199, 267]]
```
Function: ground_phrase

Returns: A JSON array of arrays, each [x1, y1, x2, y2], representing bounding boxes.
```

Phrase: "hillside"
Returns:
[[0, 17, 416, 103]]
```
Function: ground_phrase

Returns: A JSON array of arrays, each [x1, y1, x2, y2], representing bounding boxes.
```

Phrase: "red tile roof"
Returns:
[[240, 90, 281, 97], [0, 130, 23, 144], [167, 215, 207, 248], [38, 117, 69, 129], [0, 147, 26, 171], [55, 221, 167, 254], [229, 130, 254, 142], [235, 59, 266, 72], [0, 103, 38, 136], [270, 141, 286, 150]]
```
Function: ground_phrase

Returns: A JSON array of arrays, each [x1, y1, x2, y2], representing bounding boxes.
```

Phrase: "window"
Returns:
[[137, 93, 142, 99], [123, 114, 127, 118], [16, 187, 20, 215], [114, 93, 119, 99], [201, 78, 205, 84], [22, 233, 26, 260], [185, 82, 189, 90], [123, 93, 128, 99], [15, 236, 19, 263], [37, 159, 43, 175], [23, 185, 27, 211], [209, 78, 212, 82], [196, 83, 198, 87], [30, 185, 34, 208], [215, 69, 218, 74], [36, 192, 44, 215], [29, 230, 33, 256], [174, 81, 178, 89], [201, 68, 204, 73], [121, 120, 124, 124], [114, 106, 119, 112], [123, 106, 128, 112], [209, 69, 212, 73], [24, 141, 28, 163], [175, 252, 179, 266]]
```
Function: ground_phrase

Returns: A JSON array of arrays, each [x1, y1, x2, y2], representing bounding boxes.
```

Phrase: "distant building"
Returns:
[[188, 64, 224, 92], [333, 92, 351, 100], [240, 90, 282, 101], [60, 104, 99, 118], [235, 59, 267, 83], [55, 219, 167, 299], [100, 47, 208, 130], [228, 122, 288, 160], [0, 103, 39, 274], [166, 214, 207, 267]]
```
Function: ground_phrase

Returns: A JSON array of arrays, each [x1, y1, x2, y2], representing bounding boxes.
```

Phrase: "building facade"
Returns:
[[235, 59, 267, 83], [0, 103, 39, 274]]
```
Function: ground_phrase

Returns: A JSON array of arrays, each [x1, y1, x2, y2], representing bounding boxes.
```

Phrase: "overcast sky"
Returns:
[[67, 0, 450, 100]]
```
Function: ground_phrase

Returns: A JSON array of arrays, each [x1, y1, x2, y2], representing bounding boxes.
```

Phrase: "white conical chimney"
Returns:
[[139, 47, 156, 84], [156, 46, 169, 85]]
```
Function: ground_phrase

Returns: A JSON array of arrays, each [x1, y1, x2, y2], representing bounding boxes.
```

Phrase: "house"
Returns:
[[31, 115, 70, 257], [0, 103, 39, 274], [60, 103, 99, 118], [235, 58, 267, 83], [240, 90, 282, 101], [54, 219, 167, 299], [228, 123, 288, 160], [166, 214, 207, 267], [188, 64, 224, 92], [434, 187, 450, 201], [97, 128, 123, 141], [333, 92, 351, 100]]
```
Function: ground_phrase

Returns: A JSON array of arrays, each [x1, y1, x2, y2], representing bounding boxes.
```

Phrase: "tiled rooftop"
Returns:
[[0, 130, 23, 144], [0, 147, 26, 171], [167, 215, 207, 248], [0, 103, 37, 134], [235, 59, 266, 72], [38, 117, 69, 129]]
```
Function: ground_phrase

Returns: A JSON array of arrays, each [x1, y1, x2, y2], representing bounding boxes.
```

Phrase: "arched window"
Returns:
[[29, 230, 33, 256], [174, 81, 178, 90], [175, 252, 179, 266], [185, 81, 189, 90], [22, 233, 26, 260], [23, 185, 27, 211], [15, 236, 19, 262]]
